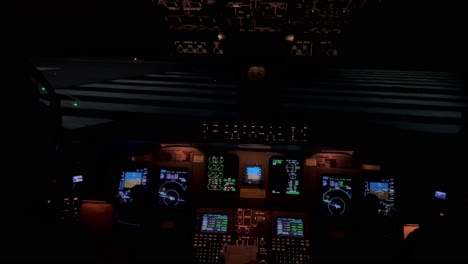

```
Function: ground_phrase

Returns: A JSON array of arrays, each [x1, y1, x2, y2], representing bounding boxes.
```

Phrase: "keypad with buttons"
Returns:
[[271, 237, 310, 264], [193, 233, 231, 263]]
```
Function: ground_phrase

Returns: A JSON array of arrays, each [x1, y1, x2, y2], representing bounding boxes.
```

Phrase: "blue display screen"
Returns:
[[245, 165, 262, 184], [435, 191, 446, 200], [72, 175, 83, 183]]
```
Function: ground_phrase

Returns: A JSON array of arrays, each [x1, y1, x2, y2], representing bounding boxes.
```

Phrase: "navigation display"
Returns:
[[118, 168, 148, 204], [276, 218, 304, 238], [201, 214, 229, 234], [322, 175, 352, 215], [206, 154, 239, 192], [364, 178, 395, 215], [269, 157, 302, 195], [245, 165, 262, 185], [158, 167, 189, 207]]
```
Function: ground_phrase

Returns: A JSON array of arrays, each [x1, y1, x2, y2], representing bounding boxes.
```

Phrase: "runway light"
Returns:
[[217, 32, 225, 41], [73, 102, 79, 107], [41, 87, 46, 91], [285, 34, 294, 42]]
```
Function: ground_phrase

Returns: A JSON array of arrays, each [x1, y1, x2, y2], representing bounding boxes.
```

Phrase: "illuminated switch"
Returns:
[[290, 125, 297, 142], [233, 131, 240, 140], [249, 131, 257, 140]]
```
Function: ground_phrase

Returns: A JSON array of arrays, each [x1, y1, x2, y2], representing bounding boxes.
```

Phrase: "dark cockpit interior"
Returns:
[[9, 0, 468, 262]]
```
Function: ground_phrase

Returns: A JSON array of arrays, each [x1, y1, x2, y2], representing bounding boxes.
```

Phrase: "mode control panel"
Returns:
[[202, 122, 310, 143]]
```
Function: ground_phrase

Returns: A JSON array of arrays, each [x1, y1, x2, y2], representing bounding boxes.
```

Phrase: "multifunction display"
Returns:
[[158, 167, 189, 207], [270, 157, 302, 195]]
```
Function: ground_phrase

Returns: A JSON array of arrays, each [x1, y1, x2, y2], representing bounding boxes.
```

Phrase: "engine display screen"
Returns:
[[276, 218, 304, 238], [322, 175, 352, 215], [364, 178, 395, 215], [118, 168, 148, 204], [245, 165, 262, 185], [158, 167, 189, 207], [270, 157, 302, 195], [206, 154, 238, 192], [201, 214, 229, 234]]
